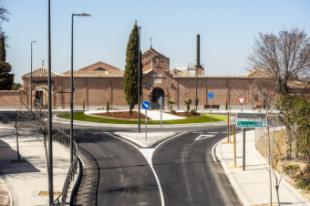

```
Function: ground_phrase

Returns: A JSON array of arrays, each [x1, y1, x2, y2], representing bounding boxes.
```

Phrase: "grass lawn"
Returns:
[[57, 111, 227, 125]]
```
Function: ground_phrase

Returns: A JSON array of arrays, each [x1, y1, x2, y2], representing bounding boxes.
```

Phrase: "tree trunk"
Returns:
[[129, 101, 134, 114]]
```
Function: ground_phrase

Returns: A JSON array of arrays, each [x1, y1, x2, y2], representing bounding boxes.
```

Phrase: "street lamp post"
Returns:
[[137, 26, 141, 133], [70, 13, 91, 163], [47, 0, 53, 203], [30, 40, 36, 112]]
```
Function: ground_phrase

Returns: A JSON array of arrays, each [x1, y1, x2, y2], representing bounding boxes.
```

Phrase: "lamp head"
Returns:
[[73, 13, 91, 17]]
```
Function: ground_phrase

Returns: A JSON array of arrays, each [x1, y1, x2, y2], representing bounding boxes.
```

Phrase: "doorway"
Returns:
[[151, 87, 164, 109]]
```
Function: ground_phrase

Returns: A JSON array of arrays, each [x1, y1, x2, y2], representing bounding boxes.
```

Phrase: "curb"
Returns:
[[215, 138, 250, 206], [53, 115, 227, 129]]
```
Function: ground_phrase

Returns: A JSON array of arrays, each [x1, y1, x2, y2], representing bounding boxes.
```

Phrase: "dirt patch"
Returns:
[[95, 111, 148, 120], [256, 129, 310, 201], [167, 112, 200, 118]]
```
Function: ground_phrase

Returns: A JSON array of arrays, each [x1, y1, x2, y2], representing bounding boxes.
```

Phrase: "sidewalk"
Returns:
[[0, 123, 70, 206], [0, 179, 11, 206], [216, 129, 310, 206]]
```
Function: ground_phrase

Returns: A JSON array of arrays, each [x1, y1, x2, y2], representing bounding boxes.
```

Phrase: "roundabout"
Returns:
[[56, 110, 227, 126]]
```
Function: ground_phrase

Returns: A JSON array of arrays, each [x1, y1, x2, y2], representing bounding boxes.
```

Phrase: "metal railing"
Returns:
[[15, 99, 82, 206]]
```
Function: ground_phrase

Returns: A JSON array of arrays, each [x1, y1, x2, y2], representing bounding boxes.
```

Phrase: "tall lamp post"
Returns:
[[70, 13, 91, 163], [47, 0, 53, 203], [137, 26, 141, 133], [30, 40, 36, 112]]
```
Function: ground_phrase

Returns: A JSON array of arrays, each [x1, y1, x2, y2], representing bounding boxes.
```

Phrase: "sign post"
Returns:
[[207, 91, 215, 113], [142, 101, 150, 141], [233, 123, 237, 167], [242, 128, 246, 171], [236, 112, 267, 170], [159, 97, 163, 130]]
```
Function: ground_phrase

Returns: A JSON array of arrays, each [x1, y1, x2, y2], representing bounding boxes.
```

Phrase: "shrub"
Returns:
[[283, 164, 300, 178], [168, 99, 175, 111], [190, 108, 197, 116], [184, 98, 192, 113]]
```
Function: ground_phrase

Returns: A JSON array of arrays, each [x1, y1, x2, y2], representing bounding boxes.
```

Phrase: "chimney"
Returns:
[[196, 34, 201, 68]]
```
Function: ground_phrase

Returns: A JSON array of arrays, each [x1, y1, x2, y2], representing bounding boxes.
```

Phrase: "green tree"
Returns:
[[124, 22, 142, 113], [278, 95, 310, 164], [0, 36, 13, 90], [294, 97, 310, 164]]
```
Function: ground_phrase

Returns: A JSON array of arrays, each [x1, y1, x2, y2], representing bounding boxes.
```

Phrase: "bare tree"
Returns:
[[249, 28, 310, 95]]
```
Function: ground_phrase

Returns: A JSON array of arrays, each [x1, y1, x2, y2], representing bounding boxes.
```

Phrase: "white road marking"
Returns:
[[191, 131, 203, 134], [207, 131, 220, 134], [211, 142, 220, 162], [194, 134, 214, 141], [105, 132, 166, 206]]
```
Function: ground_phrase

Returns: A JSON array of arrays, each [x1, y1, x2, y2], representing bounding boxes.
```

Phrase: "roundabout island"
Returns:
[[56, 110, 227, 125]]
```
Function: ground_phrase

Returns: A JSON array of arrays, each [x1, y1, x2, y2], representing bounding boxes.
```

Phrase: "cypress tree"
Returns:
[[0, 35, 5, 61], [124, 22, 142, 113], [0, 35, 13, 90]]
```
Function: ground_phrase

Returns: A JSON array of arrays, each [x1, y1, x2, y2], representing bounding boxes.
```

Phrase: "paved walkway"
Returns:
[[0, 123, 70, 206], [0, 180, 11, 206], [141, 109, 185, 120], [216, 129, 310, 206]]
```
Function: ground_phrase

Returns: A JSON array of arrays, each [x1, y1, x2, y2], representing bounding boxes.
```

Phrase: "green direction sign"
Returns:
[[236, 119, 267, 128]]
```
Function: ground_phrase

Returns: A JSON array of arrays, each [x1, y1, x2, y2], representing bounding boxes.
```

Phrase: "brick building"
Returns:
[[14, 47, 309, 110]]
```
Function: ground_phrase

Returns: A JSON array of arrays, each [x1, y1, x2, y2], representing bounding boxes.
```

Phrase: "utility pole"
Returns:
[[30, 40, 36, 112], [47, 0, 53, 203], [137, 25, 141, 133]]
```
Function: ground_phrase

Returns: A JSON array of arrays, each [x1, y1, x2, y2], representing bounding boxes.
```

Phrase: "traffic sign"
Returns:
[[236, 119, 267, 128], [142, 101, 150, 110], [208, 91, 215, 99], [238, 96, 245, 105], [236, 112, 267, 128]]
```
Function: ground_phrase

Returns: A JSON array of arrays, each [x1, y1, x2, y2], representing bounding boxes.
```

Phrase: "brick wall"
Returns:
[[0, 90, 21, 108]]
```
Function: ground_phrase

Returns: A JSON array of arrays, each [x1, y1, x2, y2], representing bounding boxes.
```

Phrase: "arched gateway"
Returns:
[[151, 87, 164, 109]]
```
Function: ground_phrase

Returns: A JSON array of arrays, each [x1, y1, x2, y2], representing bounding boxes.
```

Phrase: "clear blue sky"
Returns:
[[2, 0, 310, 82]]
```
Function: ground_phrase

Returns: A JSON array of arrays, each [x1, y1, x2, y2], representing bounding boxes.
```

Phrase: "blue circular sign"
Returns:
[[142, 101, 150, 110], [208, 91, 215, 99]]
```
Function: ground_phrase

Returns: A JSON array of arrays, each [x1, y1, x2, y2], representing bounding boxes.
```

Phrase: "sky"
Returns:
[[2, 0, 310, 82]]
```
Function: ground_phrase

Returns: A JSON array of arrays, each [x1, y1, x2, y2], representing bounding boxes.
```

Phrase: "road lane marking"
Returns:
[[105, 132, 165, 206], [194, 134, 214, 141], [191, 131, 203, 134], [139, 148, 165, 206], [211, 142, 220, 162]]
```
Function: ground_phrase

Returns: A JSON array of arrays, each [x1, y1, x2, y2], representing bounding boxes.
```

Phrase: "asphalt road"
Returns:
[[0, 111, 241, 205], [73, 129, 161, 206], [153, 126, 241, 206]]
